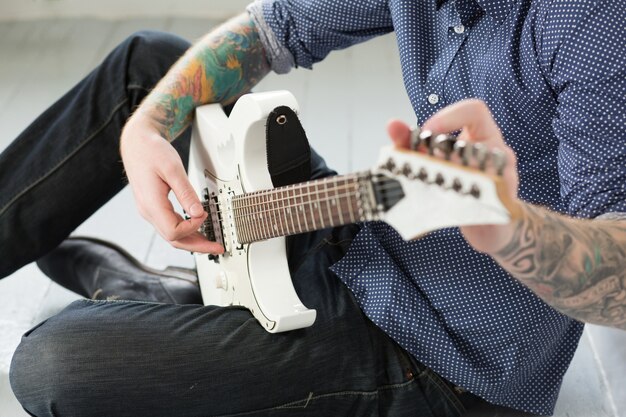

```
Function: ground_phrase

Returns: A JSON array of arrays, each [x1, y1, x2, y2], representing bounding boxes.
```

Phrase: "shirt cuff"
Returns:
[[247, 0, 295, 74]]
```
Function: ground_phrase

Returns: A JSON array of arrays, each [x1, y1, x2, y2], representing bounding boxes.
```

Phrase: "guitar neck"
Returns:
[[231, 172, 379, 243]]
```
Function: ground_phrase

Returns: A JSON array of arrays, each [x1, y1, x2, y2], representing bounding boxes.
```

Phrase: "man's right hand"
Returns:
[[118, 13, 269, 254], [120, 115, 224, 254]]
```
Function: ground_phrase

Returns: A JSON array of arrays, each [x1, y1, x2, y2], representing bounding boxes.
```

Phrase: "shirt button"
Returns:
[[454, 25, 465, 34], [428, 94, 439, 105]]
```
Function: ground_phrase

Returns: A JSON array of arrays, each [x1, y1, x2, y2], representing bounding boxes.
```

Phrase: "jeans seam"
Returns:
[[423, 370, 466, 416], [210, 379, 415, 417], [0, 98, 129, 218], [80, 298, 163, 305], [127, 84, 151, 92]]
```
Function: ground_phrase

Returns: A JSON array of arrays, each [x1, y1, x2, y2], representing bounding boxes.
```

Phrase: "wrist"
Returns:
[[460, 201, 529, 256]]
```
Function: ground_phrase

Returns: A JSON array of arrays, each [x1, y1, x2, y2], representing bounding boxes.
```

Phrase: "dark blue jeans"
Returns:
[[3, 31, 471, 417]]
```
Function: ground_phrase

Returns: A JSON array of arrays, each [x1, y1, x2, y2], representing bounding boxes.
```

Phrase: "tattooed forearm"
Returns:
[[140, 13, 270, 141], [493, 205, 626, 330]]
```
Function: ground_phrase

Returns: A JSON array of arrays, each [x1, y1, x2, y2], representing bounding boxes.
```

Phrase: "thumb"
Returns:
[[165, 164, 206, 219], [386, 119, 412, 148]]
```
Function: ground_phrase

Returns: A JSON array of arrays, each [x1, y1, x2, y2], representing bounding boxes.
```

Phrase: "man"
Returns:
[[3, 1, 624, 417]]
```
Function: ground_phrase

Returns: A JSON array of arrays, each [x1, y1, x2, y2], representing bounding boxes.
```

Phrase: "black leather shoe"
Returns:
[[36, 237, 203, 304]]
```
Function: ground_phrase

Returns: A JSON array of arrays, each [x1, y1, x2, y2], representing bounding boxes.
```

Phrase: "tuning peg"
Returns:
[[435, 173, 445, 186], [401, 163, 413, 177], [491, 149, 507, 176], [451, 178, 463, 192], [472, 143, 489, 170], [469, 184, 481, 198], [435, 134, 456, 160], [417, 167, 429, 181], [409, 126, 421, 151], [454, 140, 469, 165], [384, 158, 396, 172], [419, 130, 433, 154]]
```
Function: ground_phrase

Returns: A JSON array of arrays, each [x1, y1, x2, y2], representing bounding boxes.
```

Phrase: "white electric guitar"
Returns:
[[188, 91, 520, 333]]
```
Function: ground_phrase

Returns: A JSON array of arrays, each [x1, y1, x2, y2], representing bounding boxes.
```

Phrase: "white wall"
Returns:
[[0, 0, 251, 20]]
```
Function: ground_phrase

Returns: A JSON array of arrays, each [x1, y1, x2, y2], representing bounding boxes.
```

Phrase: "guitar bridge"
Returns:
[[201, 188, 225, 249]]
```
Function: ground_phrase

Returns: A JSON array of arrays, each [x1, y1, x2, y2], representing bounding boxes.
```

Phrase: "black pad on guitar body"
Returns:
[[266, 106, 311, 187]]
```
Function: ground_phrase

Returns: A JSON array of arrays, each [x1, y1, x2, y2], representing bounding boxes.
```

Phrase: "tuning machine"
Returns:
[[491, 149, 507, 176], [472, 143, 489, 170], [453, 140, 469, 165], [418, 130, 435, 155], [434, 134, 456, 160], [409, 126, 421, 151]]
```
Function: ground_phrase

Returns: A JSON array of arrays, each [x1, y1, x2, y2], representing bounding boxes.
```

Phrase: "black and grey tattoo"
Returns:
[[495, 205, 626, 330]]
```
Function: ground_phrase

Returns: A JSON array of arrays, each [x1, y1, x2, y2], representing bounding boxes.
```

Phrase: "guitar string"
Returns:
[[207, 186, 405, 219], [206, 187, 403, 242], [205, 191, 405, 243], [223, 182, 406, 211]]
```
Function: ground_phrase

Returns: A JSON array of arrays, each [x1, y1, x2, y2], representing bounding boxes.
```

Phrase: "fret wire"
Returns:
[[273, 191, 282, 238], [240, 198, 247, 243], [259, 194, 269, 237], [281, 188, 291, 234], [278, 190, 286, 237], [274, 188, 282, 237], [268, 192, 278, 239], [293, 184, 303, 233], [243, 197, 250, 243], [253, 194, 260, 242], [274, 188, 281, 237], [287, 185, 296, 235], [246, 194, 253, 242], [269, 192, 277, 239], [323, 177, 335, 227], [314, 181, 324, 229], [246, 200, 251, 242], [335, 177, 345, 225], [346, 178, 356, 222], [300, 186, 310, 231], [307, 182, 317, 230], [246, 195, 251, 242]]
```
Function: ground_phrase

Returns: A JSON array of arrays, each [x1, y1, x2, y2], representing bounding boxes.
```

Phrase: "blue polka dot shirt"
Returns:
[[248, 0, 626, 414]]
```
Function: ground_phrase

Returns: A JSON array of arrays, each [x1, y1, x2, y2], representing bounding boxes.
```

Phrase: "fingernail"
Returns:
[[189, 202, 204, 217]]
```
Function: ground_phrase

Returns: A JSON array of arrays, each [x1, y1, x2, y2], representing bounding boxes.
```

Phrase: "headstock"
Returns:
[[372, 128, 520, 240]]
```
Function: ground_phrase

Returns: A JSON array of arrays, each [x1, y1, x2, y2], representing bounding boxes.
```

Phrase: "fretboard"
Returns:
[[231, 173, 374, 244]]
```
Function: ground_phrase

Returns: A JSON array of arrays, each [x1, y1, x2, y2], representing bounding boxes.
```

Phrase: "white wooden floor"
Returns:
[[0, 18, 623, 417]]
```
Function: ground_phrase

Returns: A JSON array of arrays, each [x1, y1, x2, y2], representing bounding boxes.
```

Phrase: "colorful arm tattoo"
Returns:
[[494, 205, 626, 330], [143, 13, 270, 141]]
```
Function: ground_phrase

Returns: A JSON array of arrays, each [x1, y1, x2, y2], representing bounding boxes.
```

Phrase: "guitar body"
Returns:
[[188, 90, 516, 333], [188, 91, 316, 333]]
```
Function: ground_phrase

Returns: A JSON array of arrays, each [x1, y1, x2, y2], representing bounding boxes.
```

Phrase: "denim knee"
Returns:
[[10, 319, 58, 416], [9, 300, 96, 416]]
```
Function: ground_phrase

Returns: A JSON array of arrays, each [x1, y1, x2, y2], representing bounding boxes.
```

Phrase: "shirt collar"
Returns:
[[436, 0, 516, 25]]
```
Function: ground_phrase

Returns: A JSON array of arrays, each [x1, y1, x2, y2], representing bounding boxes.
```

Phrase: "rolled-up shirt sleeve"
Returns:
[[247, 0, 393, 73]]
